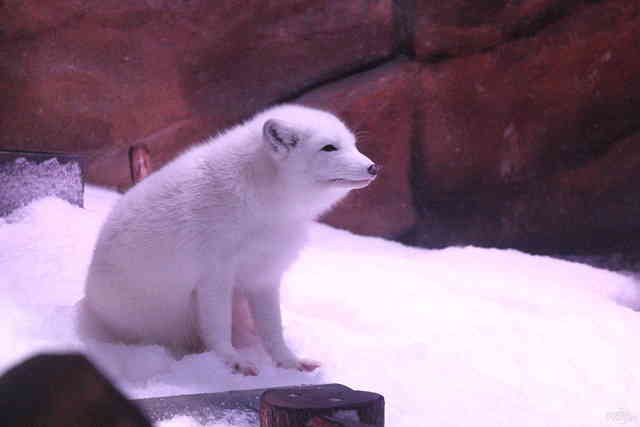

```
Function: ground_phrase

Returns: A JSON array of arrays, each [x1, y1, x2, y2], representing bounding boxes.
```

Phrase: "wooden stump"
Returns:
[[308, 414, 377, 426], [0, 353, 152, 427], [260, 383, 384, 427]]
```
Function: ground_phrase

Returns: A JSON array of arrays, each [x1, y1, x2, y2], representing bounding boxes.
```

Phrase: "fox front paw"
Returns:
[[230, 360, 259, 376], [276, 358, 321, 372], [219, 350, 259, 376]]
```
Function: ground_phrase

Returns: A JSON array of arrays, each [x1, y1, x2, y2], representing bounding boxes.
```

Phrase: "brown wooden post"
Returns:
[[260, 383, 384, 427], [129, 144, 152, 184]]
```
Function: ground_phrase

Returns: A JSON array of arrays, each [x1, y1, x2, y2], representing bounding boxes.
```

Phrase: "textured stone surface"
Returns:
[[0, 0, 394, 187], [297, 61, 418, 238], [409, 0, 640, 251], [3, 0, 640, 254], [410, 0, 585, 61], [502, 129, 640, 253]]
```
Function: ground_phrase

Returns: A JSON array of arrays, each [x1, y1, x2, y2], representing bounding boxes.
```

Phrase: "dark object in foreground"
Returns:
[[0, 150, 84, 217], [260, 383, 384, 427], [0, 353, 151, 427], [0, 353, 384, 427]]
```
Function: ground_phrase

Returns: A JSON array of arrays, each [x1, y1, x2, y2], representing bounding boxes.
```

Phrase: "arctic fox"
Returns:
[[80, 104, 377, 375]]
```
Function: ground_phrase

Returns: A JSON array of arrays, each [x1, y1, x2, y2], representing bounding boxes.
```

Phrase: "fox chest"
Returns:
[[233, 224, 307, 285]]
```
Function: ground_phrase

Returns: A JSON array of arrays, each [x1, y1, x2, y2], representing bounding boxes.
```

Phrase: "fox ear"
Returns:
[[263, 119, 300, 158]]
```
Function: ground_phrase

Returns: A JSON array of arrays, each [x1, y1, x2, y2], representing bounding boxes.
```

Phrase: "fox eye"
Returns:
[[321, 144, 338, 152]]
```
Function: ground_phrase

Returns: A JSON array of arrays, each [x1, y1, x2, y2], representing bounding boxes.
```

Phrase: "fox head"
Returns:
[[260, 105, 378, 190]]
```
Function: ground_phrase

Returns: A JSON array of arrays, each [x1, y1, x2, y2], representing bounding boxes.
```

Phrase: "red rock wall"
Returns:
[[2, 0, 640, 254]]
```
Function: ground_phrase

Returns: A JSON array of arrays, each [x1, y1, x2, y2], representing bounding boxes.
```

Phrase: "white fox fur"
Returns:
[[79, 104, 377, 375]]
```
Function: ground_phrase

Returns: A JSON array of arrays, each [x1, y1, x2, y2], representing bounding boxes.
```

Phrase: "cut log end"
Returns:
[[260, 383, 384, 427], [308, 414, 375, 427]]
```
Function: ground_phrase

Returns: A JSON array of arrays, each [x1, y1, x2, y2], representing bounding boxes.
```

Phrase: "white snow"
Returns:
[[1, 186, 640, 427]]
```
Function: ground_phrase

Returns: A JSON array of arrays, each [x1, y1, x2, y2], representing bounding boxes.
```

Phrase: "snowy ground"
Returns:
[[2, 186, 640, 426]]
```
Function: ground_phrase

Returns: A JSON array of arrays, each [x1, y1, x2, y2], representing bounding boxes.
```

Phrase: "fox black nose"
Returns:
[[367, 164, 378, 176]]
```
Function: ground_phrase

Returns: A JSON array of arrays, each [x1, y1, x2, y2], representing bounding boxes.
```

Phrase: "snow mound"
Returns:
[[1, 186, 639, 426]]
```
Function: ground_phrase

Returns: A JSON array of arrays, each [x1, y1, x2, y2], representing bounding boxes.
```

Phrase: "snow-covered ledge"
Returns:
[[0, 150, 84, 217]]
